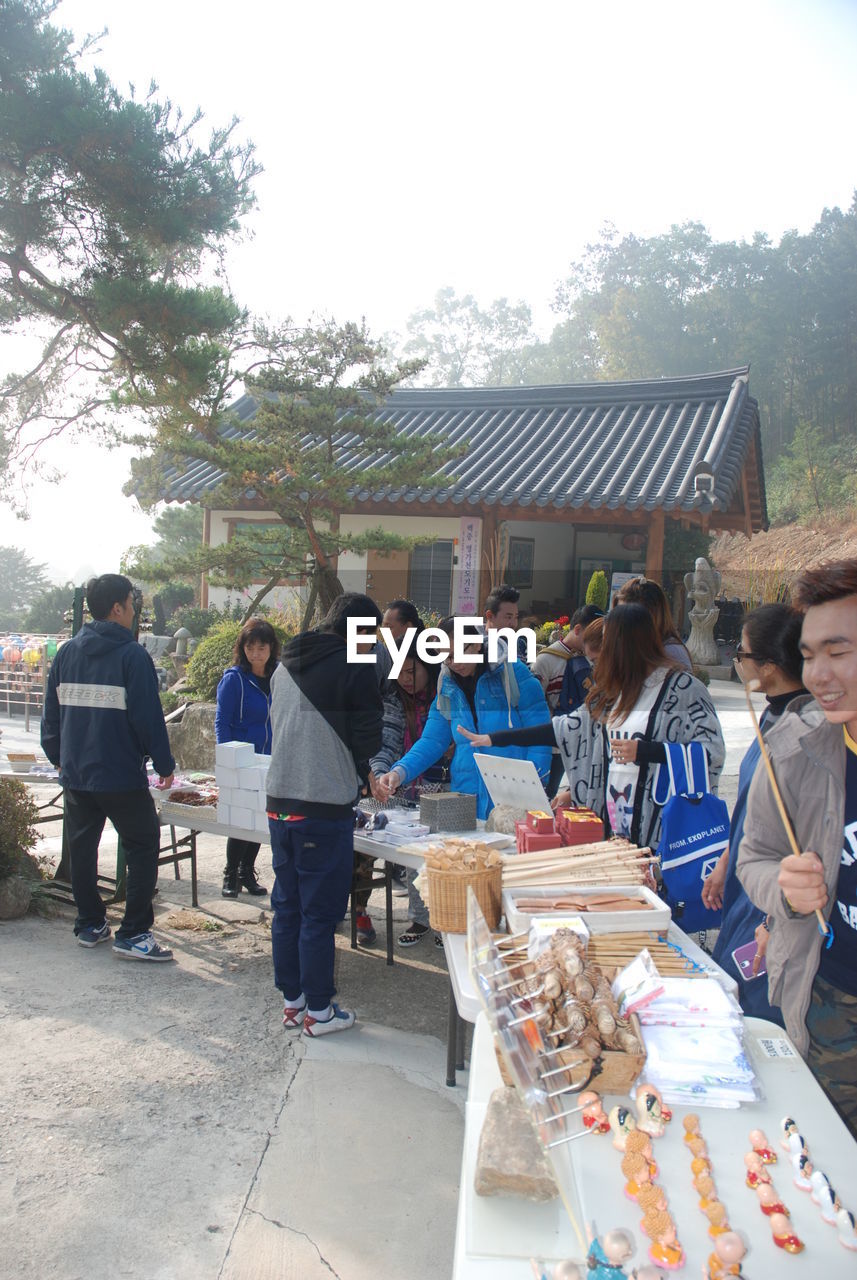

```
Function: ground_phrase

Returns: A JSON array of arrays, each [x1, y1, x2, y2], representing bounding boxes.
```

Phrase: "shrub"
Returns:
[[0, 778, 39, 881], [185, 619, 292, 700], [585, 570, 609, 612], [164, 606, 223, 638], [159, 690, 186, 715]]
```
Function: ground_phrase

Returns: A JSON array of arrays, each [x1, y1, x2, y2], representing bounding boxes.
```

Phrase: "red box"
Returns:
[[519, 830, 563, 853], [556, 808, 604, 846], [526, 809, 555, 834]]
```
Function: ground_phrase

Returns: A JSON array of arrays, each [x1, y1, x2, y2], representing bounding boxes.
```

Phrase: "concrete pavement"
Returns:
[[0, 679, 763, 1279]]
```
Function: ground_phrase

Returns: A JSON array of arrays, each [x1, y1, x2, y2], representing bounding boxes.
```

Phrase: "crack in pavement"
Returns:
[[246, 1209, 342, 1278], [217, 1050, 304, 1279]]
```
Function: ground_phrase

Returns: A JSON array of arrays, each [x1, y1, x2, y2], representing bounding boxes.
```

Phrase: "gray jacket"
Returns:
[[737, 697, 845, 1056]]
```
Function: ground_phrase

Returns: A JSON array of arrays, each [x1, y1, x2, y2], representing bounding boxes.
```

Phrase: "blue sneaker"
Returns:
[[77, 922, 112, 948], [112, 931, 174, 962]]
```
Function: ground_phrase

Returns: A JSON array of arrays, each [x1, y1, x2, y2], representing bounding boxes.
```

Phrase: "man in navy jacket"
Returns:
[[41, 574, 176, 960]]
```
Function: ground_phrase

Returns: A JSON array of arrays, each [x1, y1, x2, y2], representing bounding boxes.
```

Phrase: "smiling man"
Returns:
[[738, 559, 857, 1137]]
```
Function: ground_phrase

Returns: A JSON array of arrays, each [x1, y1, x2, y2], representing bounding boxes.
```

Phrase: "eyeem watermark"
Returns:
[[346, 616, 537, 677]]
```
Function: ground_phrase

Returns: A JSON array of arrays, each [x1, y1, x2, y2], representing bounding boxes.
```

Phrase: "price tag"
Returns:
[[756, 1036, 798, 1059]]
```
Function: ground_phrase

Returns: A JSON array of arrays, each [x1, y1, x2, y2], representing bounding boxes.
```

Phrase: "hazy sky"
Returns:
[[2, 0, 857, 583]]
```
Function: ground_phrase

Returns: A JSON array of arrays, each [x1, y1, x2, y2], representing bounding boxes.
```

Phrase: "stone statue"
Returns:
[[683, 558, 721, 666]]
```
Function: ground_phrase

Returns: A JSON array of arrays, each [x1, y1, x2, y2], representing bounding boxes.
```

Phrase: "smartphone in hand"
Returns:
[[732, 939, 766, 980]]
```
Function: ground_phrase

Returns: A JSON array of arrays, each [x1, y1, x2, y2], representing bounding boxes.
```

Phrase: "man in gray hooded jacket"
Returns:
[[738, 559, 857, 1137]]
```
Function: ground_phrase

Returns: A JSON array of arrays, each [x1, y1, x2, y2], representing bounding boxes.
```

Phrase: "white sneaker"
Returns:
[[302, 1004, 356, 1037]]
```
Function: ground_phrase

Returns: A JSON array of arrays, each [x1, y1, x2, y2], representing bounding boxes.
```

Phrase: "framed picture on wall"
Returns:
[[507, 536, 535, 590]]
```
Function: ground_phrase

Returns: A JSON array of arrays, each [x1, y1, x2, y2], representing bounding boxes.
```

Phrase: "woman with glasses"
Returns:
[[704, 604, 805, 1020]]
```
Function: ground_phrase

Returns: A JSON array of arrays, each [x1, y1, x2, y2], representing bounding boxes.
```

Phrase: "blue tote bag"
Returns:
[[654, 742, 728, 932]]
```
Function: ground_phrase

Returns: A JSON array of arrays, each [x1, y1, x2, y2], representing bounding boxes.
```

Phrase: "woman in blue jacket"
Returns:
[[215, 618, 280, 897], [377, 631, 551, 818]]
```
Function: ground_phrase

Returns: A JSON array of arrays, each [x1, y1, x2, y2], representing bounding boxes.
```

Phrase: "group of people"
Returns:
[[40, 565, 857, 1135]]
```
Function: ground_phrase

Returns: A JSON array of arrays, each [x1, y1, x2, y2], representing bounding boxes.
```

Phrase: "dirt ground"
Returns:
[[712, 513, 857, 596]]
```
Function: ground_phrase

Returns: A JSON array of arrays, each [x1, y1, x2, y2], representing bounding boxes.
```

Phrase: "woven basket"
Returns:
[[427, 863, 502, 933]]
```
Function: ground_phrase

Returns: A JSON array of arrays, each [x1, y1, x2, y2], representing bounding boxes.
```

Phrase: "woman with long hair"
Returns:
[[458, 603, 724, 849], [616, 576, 692, 671], [215, 617, 280, 897], [705, 604, 805, 1021]]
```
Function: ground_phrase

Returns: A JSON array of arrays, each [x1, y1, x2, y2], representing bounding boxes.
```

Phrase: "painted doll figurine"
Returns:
[[706, 1230, 746, 1278], [580, 1091, 611, 1135], [808, 1167, 830, 1204], [682, 1114, 701, 1144], [836, 1208, 857, 1251], [625, 1129, 658, 1180], [695, 1175, 718, 1212], [748, 1128, 777, 1163], [744, 1152, 772, 1189], [686, 1135, 709, 1160], [785, 1130, 808, 1161], [769, 1211, 804, 1253], [585, 1226, 635, 1280], [792, 1151, 814, 1191], [691, 1154, 712, 1183], [642, 1211, 684, 1271], [703, 1200, 730, 1238], [635, 1082, 672, 1124], [637, 1184, 668, 1224], [621, 1152, 652, 1201], [756, 1183, 789, 1217], [634, 1086, 666, 1137], [609, 1105, 638, 1152], [779, 1116, 799, 1151], [818, 1181, 841, 1226]]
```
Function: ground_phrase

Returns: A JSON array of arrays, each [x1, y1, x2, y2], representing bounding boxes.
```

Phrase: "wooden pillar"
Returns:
[[478, 506, 499, 613], [200, 506, 211, 608], [645, 509, 665, 581]]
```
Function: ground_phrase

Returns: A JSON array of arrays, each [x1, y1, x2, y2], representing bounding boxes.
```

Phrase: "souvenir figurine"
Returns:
[[634, 1086, 666, 1137], [748, 1128, 777, 1164], [769, 1211, 805, 1254], [621, 1152, 652, 1201], [642, 1211, 684, 1271], [808, 1168, 830, 1204], [686, 1135, 709, 1160], [580, 1091, 611, 1135], [553, 1263, 583, 1280], [792, 1151, 814, 1191], [836, 1207, 857, 1251], [691, 1154, 712, 1182], [682, 1114, 701, 1144], [756, 1183, 789, 1217], [635, 1082, 672, 1124], [706, 1230, 746, 1278], [625, 1129, 658, 1180], [779, 1116, 799, 1151], [637, 1184, 668, 1223], [695, 1175, 718, 1212], [586, 1226, 636, 1280], [818, 1181, 841, 1226], [703, 1200, 730, 1238], [609, 1105, 638, 1152], [744, 1152, 772, 1189], [632, 1268, 666, 1280], [785, 1130, 808, 1161]]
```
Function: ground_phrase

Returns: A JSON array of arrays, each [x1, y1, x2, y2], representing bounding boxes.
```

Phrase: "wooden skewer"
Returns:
[[744, 676, 833, 946]]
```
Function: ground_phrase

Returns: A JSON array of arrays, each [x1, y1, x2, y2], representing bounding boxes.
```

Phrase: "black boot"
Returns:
[[222, 867, 239, 898], [239, 865, 268, 896]]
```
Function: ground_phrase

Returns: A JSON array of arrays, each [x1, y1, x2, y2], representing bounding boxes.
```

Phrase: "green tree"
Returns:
[[585, 570, 609, 612], [0, 0, 258, 498], [766, 422, 857, 522], [400, 287, 537, 387], [127, 319, 458, 622], [0, 545, 48, 627], [21, 581, 74, 632]]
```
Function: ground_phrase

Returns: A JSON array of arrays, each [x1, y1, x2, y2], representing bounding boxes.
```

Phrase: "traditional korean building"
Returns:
[[158, 366, 766, 619]]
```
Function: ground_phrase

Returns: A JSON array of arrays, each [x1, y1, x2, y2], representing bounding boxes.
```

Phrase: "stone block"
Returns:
[[167, 702, 216, 772], [474, 1085, 558, 1201]]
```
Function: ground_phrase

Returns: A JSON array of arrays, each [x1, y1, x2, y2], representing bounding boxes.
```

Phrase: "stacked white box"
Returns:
[[215, 742, 256, 769], [229, 805, 254, 831]]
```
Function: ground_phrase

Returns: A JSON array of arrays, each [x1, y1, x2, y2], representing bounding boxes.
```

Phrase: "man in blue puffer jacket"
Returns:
[[377, 631, 551, 818], [41, 574, 176, 961]]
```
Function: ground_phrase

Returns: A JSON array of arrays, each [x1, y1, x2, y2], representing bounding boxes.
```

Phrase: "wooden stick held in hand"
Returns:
[[743, 677, 832, 945]]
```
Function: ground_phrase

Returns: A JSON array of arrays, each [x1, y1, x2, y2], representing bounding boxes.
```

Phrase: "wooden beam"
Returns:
[[645, 509, 665, 578], [479, 507, 499, 612], [740, 470, 754, 539]]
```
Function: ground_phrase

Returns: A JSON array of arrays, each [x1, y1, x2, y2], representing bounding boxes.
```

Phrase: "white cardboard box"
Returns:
[[254, 810, 270, 834], [232, 787, 266, 813], [215, 741, 255, 770], [238, 766, 266, 791], [229, 805, 254, 831], [215, 765, 241, 789], [217, 801, 231, 826]]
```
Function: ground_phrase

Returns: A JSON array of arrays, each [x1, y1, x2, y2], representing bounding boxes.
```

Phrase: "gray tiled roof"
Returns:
[[157, 367, 764, 521]]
